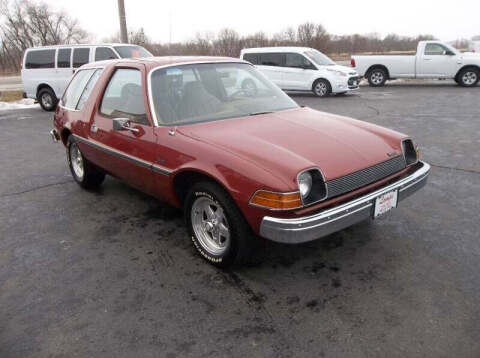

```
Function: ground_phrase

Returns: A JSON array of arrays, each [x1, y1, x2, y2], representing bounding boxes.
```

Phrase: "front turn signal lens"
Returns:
[[250, 190, 302, 210]]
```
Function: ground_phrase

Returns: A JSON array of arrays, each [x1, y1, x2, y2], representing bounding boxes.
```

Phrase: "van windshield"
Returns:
[[150, 63, 298, 125], [114, 45, 152, 58], [304, 50, 335, 66]]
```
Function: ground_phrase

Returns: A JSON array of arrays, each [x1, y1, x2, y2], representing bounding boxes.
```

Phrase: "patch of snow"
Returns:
[[0, 98, 39, 111]]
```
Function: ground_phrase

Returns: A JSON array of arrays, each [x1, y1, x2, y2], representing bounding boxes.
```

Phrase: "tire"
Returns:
[[37, 87, 58, 111], [367, 68, 387, 87], [185, 181, 262, 267], [312, 79, 331, 97], [66, 135, 105, 189], [457, 68, 479, 87]]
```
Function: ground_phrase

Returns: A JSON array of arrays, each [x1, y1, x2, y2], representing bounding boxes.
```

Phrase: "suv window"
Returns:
[[285, 53, 315, 69], [25, 49, 55, 69], [61, 69, 96, 109], [243, 53, 259, 65], [57, 48, 71, 68], [113, 45, 152, 58], [95, 47, 118, 61], [259, 53, 284, 67], [424, 43, 449, 55], [76, 69, 103, 110], [100, 69, 148, 125], [73, 48, 90, 68]]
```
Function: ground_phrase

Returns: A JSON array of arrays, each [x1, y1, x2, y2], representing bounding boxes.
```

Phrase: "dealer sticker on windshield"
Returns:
[[373, 190, 398, 218]]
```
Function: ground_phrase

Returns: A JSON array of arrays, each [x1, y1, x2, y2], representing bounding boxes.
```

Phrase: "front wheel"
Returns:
[[185, 182, 261, 267], [67, 135, 105, 189], [457, 68, 479, 87], [312, 79, 331, 97], [367, 68, 387, 87]]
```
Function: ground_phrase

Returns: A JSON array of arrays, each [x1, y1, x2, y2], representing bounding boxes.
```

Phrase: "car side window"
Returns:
[[61, 69, 96, 109], [76, 69, 103, 110], [95, 47, 118, 61], [285, 53, 315, 69], [73, 48, 90, 68], [243, 53, 259, 65], [25, 49, 55, 69], [424, 43, 449, 56], [100, 69, 149, 125], [259, 53, 284, 67], [57, 48, 72, 68]]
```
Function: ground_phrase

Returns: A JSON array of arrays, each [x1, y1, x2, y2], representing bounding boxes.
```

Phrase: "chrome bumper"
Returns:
[[50, 129, 60, 143], [259, 161, 430, 244]]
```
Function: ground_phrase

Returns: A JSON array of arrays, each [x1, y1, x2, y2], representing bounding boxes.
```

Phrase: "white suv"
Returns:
[[21, 44, 152, 111], [240, 47, 359, 97]]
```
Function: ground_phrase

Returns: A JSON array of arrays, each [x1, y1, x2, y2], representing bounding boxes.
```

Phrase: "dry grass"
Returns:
[[0, 90, 24, 102]]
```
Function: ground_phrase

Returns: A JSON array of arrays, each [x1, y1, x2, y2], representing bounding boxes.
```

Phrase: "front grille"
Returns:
[[348, 76, 360, 88], [326, 155, 406, 198]]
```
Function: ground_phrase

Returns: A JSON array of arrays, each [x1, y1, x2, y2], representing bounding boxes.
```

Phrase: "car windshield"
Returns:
[[150, 62, 298, 125], [114, 45, 152, 58], [304, 50, 335, 66]]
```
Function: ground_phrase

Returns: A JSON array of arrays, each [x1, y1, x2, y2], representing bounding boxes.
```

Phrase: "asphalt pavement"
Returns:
[[1, 82, 479, 358]]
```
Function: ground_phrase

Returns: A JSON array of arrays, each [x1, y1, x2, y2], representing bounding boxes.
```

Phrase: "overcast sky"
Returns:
[[44, 0, 479, 43]]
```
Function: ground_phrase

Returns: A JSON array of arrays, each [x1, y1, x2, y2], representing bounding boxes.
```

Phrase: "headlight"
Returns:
[[297, 168, 327, 205], [298, 171, 312, 198], [402, 139, 418, 165], [327, 69, 347, 77]]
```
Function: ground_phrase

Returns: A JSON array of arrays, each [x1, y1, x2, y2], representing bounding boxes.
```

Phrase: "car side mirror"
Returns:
[[444, 50, 455, 56], [113, 118, 139, 133]]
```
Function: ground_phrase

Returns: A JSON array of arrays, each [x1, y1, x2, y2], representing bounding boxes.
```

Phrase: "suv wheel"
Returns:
[[312, 79, 331, 97], [38, 87, 58, 111]]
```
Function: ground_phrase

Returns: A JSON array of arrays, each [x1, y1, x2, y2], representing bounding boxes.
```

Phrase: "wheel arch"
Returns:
[[455, 65, 480, 81], [36, 83, 57, 98], [366, 64, 390, 79]]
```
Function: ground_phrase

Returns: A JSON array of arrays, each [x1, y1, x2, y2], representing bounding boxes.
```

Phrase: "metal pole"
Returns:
[[117, 0, 128, 43]]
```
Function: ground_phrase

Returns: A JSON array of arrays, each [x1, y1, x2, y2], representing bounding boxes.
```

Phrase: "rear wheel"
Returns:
[[367, 68, 387, 87], [67, 135, 105, 189], [185, 182, 261, 267], [312, 79, 331, 97], [457, 68, 479, 87], [37, 87, 57, 111]]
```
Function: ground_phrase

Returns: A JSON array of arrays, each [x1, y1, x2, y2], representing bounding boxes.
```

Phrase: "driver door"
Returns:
[[418, 43, 458, 78], [282, 53, 316, 90]]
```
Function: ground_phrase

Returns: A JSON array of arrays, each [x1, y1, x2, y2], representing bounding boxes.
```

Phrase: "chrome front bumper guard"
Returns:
[[259, 161, 430, 244]]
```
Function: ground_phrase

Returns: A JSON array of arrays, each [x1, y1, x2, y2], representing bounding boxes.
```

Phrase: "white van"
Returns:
[[240, 47, 359, 97], [21, 43, 152, 111]]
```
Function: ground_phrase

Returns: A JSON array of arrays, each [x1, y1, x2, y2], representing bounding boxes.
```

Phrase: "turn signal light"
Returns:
[[250, 191, 302, 210]]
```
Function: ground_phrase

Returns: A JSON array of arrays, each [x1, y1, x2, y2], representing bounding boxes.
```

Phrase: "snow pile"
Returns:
[[0, 98, 39, 111]]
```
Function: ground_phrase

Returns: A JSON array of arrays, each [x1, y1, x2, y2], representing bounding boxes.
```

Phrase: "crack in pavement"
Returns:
[[429, 163, 480, 175], [0, 179, 74, 198]]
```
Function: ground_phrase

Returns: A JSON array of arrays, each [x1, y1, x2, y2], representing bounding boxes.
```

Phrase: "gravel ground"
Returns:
[[0, 82, 479, 358]]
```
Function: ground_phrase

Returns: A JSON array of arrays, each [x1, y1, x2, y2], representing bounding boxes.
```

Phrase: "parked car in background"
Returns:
[[468, 41, 480, 53], [50, 56, 429, 267], [21, 43, 152, 111], [240, 47, 360, 97], [351, 40, 480, 87]]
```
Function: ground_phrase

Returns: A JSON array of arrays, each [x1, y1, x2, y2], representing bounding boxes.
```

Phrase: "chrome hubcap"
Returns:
[[371, 71, 384, 84], [41, 93, 52, 108], [191, 197, 230, 255], [462, 71, 477, 85], [314, 82, 327, 96], [70, 143, 84, 179]]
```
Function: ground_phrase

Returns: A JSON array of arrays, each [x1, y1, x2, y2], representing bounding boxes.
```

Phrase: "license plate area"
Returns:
[[373, 190, 398, 218]]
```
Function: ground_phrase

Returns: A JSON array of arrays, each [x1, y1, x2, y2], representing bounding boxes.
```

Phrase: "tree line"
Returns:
[[1, 0, 478, 74]]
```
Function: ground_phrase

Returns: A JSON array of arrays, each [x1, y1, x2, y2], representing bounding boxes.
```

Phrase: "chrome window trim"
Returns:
[[146, 60, 250, 127], [72, 134, 171, 176]]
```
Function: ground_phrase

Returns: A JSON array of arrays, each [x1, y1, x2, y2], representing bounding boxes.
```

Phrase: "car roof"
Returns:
[[26, 43, 138, 50], [81, 56, 247, 71], [241, 47, 316, 54]]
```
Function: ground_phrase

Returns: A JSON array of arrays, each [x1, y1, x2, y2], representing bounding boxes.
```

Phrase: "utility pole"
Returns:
[[117, 0, 128, 43]]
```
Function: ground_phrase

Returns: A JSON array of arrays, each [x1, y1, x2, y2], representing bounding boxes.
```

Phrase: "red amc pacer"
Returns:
[[50, 57, 430, 267]]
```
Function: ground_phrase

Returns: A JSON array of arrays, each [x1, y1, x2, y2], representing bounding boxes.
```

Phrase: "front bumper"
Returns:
[[259, 161, 430, 244]]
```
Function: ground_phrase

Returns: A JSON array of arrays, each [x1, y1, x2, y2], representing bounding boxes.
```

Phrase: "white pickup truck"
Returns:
[[351, 41, 480, 87]]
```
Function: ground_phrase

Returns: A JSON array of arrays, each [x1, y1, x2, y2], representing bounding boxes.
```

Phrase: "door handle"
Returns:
[[424, 58, 432, 61]]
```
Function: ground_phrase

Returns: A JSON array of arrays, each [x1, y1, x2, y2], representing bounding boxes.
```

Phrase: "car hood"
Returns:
[[178, 107, 406, 189], [461, 52, 480, 61]]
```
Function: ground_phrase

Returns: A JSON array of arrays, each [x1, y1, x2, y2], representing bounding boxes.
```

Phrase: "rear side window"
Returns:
[[76, 69, 103, 110], [61, 69, 95, 109], [57, 48, 71, 68], [25, 50, 55, 69], [100, 69, 148, 125], [95, 47, 118, 61], [259, 53, 284, 67], [73, 48, 90, 68], [243, 53, 259, 65]]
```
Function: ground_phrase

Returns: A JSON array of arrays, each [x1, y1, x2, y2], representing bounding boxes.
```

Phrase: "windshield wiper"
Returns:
[[249, 111, 273, 116]]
